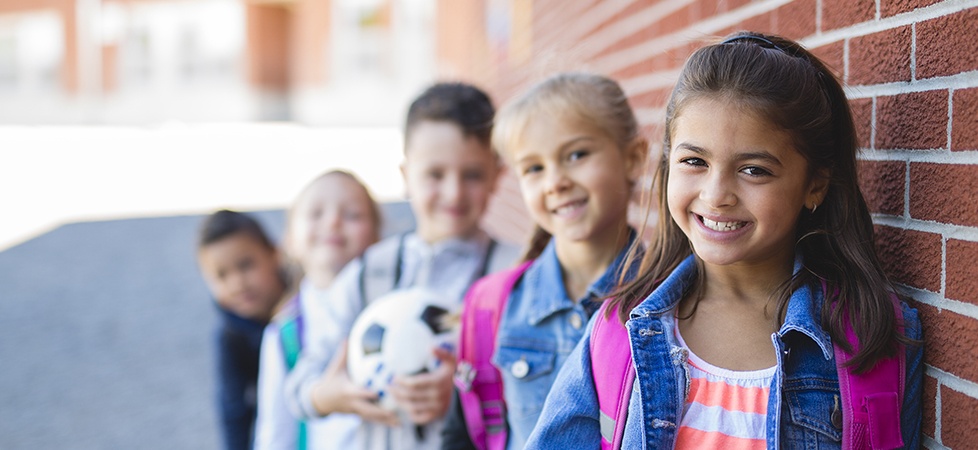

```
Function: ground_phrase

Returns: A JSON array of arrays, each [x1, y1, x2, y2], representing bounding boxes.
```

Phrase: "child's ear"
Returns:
[[399, 161, 410, 198], [624, 137, 649, 185], [488, 153, 503, 194], [807, 168, 832, 207]]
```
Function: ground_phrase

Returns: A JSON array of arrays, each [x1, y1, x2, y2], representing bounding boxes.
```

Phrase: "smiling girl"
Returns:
[[527, 33, 923, 450]]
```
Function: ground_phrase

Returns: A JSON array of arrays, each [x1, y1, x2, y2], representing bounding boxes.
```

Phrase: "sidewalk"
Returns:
[[0, 204, 414, 449]]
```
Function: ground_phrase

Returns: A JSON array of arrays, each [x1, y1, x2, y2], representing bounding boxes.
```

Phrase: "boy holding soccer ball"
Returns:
[[283, 83, 519, 450]]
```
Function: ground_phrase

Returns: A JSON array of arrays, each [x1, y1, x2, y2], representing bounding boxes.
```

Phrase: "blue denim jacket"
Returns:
[[527, 255, 923, 449], [492, 236, 636, 450]]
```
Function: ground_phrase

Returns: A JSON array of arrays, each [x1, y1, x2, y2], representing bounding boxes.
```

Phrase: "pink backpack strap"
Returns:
[[455, 260, 533, 450], [590, 301, 634, 450], [830, 284, 906, 450]]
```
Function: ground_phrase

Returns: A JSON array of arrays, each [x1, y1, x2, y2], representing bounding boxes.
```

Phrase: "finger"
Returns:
[[432, 345, 457, 366], [352, 399, 399, 426]]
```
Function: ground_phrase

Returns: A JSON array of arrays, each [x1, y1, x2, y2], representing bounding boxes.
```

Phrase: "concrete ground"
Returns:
[[0, 204, 414, 449]]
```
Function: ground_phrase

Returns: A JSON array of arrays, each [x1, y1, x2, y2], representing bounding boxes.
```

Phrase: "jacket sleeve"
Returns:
[[282, 259, 365, 420], [217, 325, 259, 450], [899, 301, 924, 450], [525, 317, 602, 449]]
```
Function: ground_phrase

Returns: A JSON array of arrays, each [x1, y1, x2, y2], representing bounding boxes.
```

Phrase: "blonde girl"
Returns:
[[255, 170, 381, 450], [445, 73, 646, 450]]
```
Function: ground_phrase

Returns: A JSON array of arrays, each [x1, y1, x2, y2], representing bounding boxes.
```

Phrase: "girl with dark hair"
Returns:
[[527, 32, 923, 449]]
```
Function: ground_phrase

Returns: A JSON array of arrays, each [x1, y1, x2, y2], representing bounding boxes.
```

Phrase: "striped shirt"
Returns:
[[674, 319, 775, 450]]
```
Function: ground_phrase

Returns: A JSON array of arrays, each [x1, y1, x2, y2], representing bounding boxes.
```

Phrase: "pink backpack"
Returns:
[[454, 261, 533, 450], [590, 294, 906, 450]]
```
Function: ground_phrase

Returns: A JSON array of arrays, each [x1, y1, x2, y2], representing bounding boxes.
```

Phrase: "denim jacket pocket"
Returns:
[[782, 377, 843, 447], [494, 345, 556, 383]]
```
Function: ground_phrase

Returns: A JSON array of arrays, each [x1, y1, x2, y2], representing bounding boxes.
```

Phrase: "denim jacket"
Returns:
[[527, 255, 923, 449], [492, 235, 636, 450]]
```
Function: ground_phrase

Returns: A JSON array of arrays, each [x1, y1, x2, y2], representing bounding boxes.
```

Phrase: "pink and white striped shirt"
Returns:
[[674, 319, 775, 450]]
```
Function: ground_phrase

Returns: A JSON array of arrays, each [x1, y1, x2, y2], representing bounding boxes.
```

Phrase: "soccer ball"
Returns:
[[347, 287, 458, 411]]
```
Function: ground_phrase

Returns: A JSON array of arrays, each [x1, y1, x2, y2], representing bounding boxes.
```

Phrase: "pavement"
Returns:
[[0, 203, 414, 449]]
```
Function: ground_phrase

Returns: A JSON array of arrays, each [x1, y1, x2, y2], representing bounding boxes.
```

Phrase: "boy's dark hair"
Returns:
[[198, 209, 275, 251], [404, 82, 495, 147]]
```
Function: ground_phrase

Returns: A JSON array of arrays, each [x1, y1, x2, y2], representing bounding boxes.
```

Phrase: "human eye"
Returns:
[[678, 157, 706, 167], [741, 166, 772, 177], [462, 169, 486, 182], [567, 148, 590, 162], [521, 163, 543, 175], [238, 257, 254, 272], [426, 169, 444, 181]]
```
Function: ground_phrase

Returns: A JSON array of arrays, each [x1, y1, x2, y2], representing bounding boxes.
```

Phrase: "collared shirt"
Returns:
[[526, 254, 924, 450], [494, 234, 636, 450]]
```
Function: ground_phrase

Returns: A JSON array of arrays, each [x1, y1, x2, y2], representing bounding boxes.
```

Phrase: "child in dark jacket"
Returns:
[[197, 209, 288, 450]]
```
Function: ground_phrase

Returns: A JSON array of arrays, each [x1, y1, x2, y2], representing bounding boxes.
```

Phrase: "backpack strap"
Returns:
[[590, 301, 634, 450], [276, 293, 308, 450], [359, 233, 406, 305], [455, 260, 533, 450], [832, 290, 907, 450]]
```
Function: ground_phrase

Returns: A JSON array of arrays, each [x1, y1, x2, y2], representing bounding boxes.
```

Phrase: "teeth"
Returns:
[[702, 217, 746, 231], [553, 201, 584, 216]]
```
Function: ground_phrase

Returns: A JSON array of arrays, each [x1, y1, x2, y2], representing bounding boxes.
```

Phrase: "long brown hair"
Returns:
[[608, 32, 906, 373]]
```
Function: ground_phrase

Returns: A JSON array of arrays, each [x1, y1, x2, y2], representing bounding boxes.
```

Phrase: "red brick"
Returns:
[[772, 0, 817, 40], [739, 11, 775, 35], [611, 59, 656, 81], [849, 97, 873, 149], [875, 225, 942, 291], [946, 240, 978, 306], [822, 0, 875, 31], [602, 24, 657, 60], [917, 8, 978, 79], [915, 303, 978, 383], [811, 40, 845, 81], [629, 87, 672, 111], [848, 27, 912, 85], [922, 374, 937, 440], [910, 163, 978, 227], [858, 160, 904, 215], [581, 0, 651, 42], [715, 0, 752, 14], [876, 91, 948, 150], [657, 4, 696, 36], [952, 87, 978, 151], [941, 387, 978, 449], [880, 0, 943, 17]]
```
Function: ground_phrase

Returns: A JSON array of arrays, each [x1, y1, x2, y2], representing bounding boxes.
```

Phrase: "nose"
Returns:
[[699, 171, 737, 208], [443, 173, 463, 203], [544, 166, 571, 194]]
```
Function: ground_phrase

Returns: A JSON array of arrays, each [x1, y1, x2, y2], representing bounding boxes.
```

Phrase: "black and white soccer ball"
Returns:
[[347, 288, 457, 411]]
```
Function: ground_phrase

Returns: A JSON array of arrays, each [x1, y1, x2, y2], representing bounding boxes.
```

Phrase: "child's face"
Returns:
[[198, 232, 283, 320], [667, 98, 828, 270], [402, 120, 498, 243], [509, 113, 642, 245], [287, 175, 378, 278]]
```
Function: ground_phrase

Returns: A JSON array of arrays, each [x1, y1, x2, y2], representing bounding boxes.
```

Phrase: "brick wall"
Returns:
[[436, 1, 978, 447]]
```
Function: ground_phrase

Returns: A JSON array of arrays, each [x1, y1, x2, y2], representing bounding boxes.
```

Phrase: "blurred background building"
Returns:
[[0, 0, 434, 125]]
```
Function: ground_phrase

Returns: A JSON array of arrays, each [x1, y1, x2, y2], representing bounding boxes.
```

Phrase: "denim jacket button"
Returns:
[[831, 406, 843, 430], [570, 313, 583, 330], [511, 358, 530, 379]]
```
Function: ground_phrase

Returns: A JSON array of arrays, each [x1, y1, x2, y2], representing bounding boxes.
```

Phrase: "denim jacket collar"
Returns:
[[525, 230, 637, 325], [629, 253, 834, 360], [777, 258, 834, 360]]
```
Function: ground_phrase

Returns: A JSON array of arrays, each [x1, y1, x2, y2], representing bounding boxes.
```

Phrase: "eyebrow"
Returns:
[[674, 143, 783, 167]]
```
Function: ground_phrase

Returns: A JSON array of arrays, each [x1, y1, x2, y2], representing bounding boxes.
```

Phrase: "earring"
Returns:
[[811, 202, 818, 214]]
